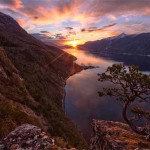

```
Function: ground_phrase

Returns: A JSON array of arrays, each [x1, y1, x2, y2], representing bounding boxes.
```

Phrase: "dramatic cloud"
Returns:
[[64, 26, 76, 38], [1, 0, 150, 24], [17, 18, 35, 31], [88, 0, 150, 18], [55, 33, 67, 40], [65, 27, 74, 30], [81, 23, 117, 32], [0, 0, 22, 8], [0, 0, 150, 44], [31, 33, 54, 41], [40, 31, 50, 34]]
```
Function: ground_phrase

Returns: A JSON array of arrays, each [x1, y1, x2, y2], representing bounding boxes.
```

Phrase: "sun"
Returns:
[[65, 39, 80, 48], [71, 40, 78, 48]]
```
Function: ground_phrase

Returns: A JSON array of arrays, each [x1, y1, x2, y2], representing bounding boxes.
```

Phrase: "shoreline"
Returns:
[[62, 64, 83, 111], [61, 62, 99, 146], [62, 63, 99, 111]]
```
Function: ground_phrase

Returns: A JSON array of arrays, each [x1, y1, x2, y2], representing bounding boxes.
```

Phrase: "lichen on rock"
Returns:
[[0, 124, 79, 150], [1, 124, 54, 150]]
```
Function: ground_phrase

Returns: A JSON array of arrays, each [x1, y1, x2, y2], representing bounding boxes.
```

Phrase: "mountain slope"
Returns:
[[0, 12, 87, 148], [79, 33, 150, 55]]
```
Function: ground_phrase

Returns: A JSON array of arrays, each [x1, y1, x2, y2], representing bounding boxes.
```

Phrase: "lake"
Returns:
[[64, 48, 150, 141]]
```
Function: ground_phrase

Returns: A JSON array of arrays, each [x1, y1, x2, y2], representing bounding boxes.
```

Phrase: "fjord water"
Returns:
[[64, 49, 150, 141]]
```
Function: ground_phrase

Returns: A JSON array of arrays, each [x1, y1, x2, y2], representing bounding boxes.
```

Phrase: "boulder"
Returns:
[[1, 124, 54, 150]]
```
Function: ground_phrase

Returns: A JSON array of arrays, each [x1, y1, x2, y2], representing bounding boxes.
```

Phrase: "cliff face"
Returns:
[[90, 120, 150, 150], [0, 12, 87, 149]]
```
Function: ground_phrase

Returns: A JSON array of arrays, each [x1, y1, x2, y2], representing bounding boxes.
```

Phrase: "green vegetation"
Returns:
[[0, 13, 87, 149], [3, 45, 86, 148], [98, 64, 150, 138], [0, 93, 41, 138]]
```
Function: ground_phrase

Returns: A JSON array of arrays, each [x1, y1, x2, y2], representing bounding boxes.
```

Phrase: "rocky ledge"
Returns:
[[90, 120, 150, 150], [83, 66, 99, 70], [0, 124, 77, 150]]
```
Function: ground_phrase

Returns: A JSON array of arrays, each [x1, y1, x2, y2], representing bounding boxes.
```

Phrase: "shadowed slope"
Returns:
[[0, 12, 87, 149]]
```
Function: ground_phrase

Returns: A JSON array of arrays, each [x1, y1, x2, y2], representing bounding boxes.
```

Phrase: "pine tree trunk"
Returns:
[[122, 101, 147, 136]]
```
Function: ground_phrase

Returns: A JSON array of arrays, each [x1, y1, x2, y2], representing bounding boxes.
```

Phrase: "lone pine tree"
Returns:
[[98, 64, 150, 139]]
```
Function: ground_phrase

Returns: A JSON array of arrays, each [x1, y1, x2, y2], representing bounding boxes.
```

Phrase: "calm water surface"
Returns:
[[64, 49, 150, 141]]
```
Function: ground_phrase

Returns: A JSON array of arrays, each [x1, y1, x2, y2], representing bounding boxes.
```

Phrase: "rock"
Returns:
[[83, 66, 99, 70], [10, 144, 19, 150], [2, 124, 54, 150], [1, 124, 79, 150], [0, 141, 5, 149], [90, 120, 150, 150]]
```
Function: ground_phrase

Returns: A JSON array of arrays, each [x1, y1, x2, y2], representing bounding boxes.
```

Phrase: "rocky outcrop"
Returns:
[[0, 124, 77, 150], [90, 120, 150, 150], [1, 124, 54, 149]]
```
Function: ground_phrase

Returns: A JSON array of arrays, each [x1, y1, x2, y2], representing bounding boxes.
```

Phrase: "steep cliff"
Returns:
[[91, 120, 150, 150], [0, 12, 87, 149]]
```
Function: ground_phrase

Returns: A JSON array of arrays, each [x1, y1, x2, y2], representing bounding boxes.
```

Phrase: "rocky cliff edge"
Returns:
[[90, 120, 150, 150]]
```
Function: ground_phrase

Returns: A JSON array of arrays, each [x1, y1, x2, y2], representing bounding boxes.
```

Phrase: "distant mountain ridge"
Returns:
[[78, 33, 150, 55]]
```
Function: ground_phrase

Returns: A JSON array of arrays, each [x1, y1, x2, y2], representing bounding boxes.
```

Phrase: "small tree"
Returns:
[[98, 64, 150, 138]]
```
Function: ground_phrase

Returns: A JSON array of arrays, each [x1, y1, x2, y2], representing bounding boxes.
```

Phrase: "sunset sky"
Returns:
[[1, 0, 150, 45]]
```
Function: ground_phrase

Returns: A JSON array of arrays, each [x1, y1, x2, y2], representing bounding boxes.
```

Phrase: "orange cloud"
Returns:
[[17, 18, 27, 28], [17, 18, 35, 31], [81, 23, 117, 33], [21, 3, 89, 25], [1, 0, 150, 43], [0, 0, 22, 8]]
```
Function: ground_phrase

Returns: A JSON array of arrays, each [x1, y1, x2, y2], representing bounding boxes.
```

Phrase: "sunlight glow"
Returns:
[[71, 40, 78, 47], [66, 39, 79, 48], [72, 40, 77, 47]]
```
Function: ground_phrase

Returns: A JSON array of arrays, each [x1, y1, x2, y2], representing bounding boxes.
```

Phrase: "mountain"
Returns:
[[78, 33, 150, 55], [0, 12, 87, 149]]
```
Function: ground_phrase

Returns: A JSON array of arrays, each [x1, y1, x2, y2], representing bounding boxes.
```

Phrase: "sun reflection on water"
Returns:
[[64, 48, 112, 67]]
